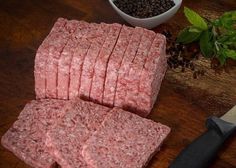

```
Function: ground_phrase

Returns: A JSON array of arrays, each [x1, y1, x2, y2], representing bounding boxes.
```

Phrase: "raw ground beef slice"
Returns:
[[1, 99, 69, 168], [46, 98, 111, 168], [114, 27, 144, 108], [45, 20, 79, 99], [69, 23, 98, 99], [137, 34, 167, 116], [103, 25, 133, 107], [79, 23, 110, 100], [35, 18, 67, 99], [90, 23, 122, 104], [82, 108, 171, 168], [57, 21, 90, 100], [123, 29, 156, 115]]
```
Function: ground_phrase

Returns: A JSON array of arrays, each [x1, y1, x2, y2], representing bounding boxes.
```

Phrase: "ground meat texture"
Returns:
[[35, 18, 67, 99], [17, 99, 70, 126], [57, 21, 90, 100], [123, 29, 156, 115], [35, 19, 167, 115], [45, 20, 78, 99], [68, 23, 98, 99], [137, 34, 167, 116], [1, 99, 69, 168], [79, 23, 110, 100], [114, 27, 144, 108], [103, 25, 133, 107], [90, 23, 122, 104], [46, 99, 111, 168], [81, 108, 171, 168], [1, 127, 56, 168]]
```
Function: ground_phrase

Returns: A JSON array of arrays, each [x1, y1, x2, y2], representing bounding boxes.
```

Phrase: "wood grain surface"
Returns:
[[0, 0, 236, 168]]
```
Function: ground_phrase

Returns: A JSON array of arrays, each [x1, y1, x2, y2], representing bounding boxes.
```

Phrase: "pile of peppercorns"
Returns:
[[113, 0, 175, 18], [163, 30, 206, 79]]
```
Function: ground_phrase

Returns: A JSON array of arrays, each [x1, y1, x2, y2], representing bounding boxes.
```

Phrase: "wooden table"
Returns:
[[0, 0, 235, 167]]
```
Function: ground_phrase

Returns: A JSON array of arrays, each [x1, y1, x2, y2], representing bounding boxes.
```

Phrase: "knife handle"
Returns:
[[169, 116, 236, 168]]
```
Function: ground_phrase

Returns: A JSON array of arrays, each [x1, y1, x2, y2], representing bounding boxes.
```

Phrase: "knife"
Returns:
[[169, 105, 236, 168]]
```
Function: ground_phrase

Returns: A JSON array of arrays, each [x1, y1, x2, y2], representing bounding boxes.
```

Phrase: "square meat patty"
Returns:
[[82, 108, 171, 168], [137, 34, 167, 116], [46, 99, 111, 168], [114, 27, 144, 108], [124, 29, 156, 115], [57, 21, 90, 100], [69, 23, 98, 99], [35, 18, 67, 99], [1, 99, 69, 168], [103, 25, 133, 107], [45, 20, 79, 98], [79, 23, 110, 100], [90, 23, 122, 104]]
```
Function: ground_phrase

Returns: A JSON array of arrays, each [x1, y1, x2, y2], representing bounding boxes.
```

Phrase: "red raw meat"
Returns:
[[82, 108, 171, 168], [103, 25, 133, 107], [114, 27, 144, 108], [69, 23, 98, 99], [124, 29, 156, 115], [58, 21, 90, 100], [35, 18, 67, 99], [79, 23, 110, 100], [46, 99, 111, 168], [34, 18, 168, 115], [45, 20, 78, 98], [90, 23, 122, 104], [1, 99, 69, 168], [137, 34, 167, 116]]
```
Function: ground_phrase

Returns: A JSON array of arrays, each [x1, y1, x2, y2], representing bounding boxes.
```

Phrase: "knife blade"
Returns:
[[169, 105, 236, 168], [221, 105, 236, 124]]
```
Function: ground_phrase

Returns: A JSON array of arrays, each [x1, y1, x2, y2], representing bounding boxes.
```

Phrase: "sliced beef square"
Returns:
[[79, 23, 110, 100], [69, 23, 98, 99], [124, 29, 156, 115], [90, 23, 122, 104], [114, 27, 144, 108], [45, 20, 79, 99], [58, 21, 90, 100], [137, 34, 167, 116], [49, 18, 68, 34], [1, 99, 69, 168], [35, 18, 67, 99], [82, 108, 171, 168], [46, 99, 111, 168], [103, 25, 133, 107]]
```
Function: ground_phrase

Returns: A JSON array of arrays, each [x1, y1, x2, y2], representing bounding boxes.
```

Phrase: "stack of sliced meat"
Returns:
[[2, 98, 170, 168], [2, 18, 170, 168], [34, 18, 167, 117]]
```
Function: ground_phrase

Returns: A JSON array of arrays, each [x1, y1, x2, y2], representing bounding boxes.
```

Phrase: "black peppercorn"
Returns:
[[113, 0, 175, 18]]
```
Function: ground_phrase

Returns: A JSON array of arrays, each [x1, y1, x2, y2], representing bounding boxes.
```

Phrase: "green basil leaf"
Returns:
[[184, 7, 208, 30], [218, 50, 227, 65], [213, 19, 221, 27], [218, 30, 236, 44], [218, 11, 236, 29], [177, 27, 202, 44], [189, 27, 202, 33], [225, 49, 236, 60], [218, 35, 230, 43], [225, 30, 236, 36], [200, 31, 214, 57], [222, 11, 236, 21]]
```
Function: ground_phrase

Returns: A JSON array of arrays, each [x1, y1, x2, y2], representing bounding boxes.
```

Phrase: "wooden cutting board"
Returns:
[[0, 0, 235, 167]]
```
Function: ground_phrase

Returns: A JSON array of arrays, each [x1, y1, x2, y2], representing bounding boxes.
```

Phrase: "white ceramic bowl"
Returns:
[[109, 0, 182, 29]]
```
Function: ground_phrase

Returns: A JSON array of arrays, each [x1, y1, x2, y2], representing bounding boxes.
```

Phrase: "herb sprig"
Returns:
[[177, 7, 236, 66]]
